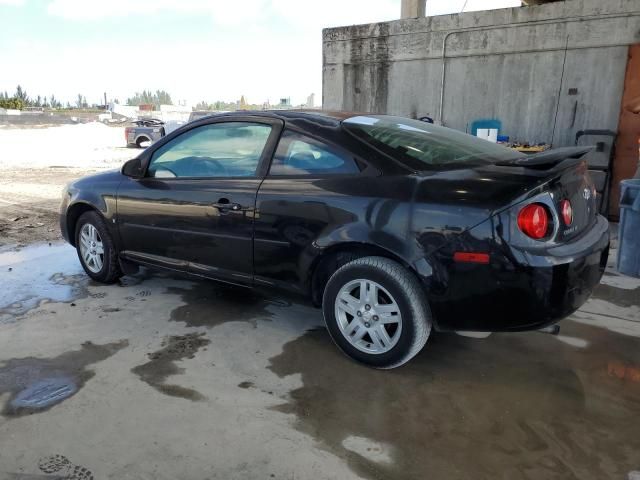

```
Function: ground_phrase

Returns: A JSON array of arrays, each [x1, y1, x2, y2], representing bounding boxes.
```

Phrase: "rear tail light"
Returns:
[[560, 199, 573, 225], [517, 203, 549, 239], [453, 252, 490, 264]]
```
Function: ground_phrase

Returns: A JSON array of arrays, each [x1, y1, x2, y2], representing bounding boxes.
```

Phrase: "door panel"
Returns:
[[117, 177, 259, 283], [116, 118, 283, 285]]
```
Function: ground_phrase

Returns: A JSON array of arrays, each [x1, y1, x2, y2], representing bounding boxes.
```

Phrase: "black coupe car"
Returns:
[[60, 111, 609, 368]]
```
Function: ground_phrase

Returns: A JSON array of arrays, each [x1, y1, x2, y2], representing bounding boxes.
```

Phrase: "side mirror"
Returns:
[[122, 157, 144, 178]]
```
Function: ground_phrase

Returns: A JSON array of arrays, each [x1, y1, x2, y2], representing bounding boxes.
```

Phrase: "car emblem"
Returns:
[[583, 188, 591, 201]]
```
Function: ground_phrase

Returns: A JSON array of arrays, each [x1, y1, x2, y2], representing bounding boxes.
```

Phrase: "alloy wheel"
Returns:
[[79, 223, 104, 273], [334, 279, 402, 354]]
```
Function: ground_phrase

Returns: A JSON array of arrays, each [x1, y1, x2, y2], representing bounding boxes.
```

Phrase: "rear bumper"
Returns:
[[428, 215, 610, 332]]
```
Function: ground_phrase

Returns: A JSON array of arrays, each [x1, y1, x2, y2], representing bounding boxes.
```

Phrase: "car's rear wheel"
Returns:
[[75, 211, 122, 283], [322, 256, 431, 369], [136, 136, 150, 148]]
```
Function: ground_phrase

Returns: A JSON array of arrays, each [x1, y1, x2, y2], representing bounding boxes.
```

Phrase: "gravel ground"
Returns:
[[0, 167, 100, 246], [0, 122, 133, 169], [0, 123, 136, 247]]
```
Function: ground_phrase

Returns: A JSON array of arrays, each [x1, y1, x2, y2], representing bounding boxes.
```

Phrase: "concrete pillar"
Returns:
[[401, 0, 426, 19]]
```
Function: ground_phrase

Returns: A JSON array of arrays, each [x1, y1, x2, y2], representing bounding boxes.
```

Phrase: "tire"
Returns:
[[322, 256, 431, 369], [136, 136, 150, 148], [75, 211, 122, 284]]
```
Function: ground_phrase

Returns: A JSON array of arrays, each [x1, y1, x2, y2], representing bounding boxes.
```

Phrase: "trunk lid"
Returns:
[[497, 146, 599, 241], [413, 153, 598, 243], [545, 159, 598, 242]]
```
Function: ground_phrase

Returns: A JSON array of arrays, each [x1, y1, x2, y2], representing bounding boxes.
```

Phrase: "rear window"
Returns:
[[269, 130, 360, 176], [342, 115, 523, 170]]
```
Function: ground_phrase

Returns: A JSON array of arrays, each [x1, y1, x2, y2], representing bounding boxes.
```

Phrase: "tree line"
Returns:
[[1, 85, 175, 111], [0, 85, 64, 110], [126, 90, 173, 108], [0, 85, 95, 110], [194, 96, 265, 112]]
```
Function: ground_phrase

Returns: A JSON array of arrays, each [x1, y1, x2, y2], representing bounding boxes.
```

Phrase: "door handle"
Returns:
[[212, 199, 244, 212]]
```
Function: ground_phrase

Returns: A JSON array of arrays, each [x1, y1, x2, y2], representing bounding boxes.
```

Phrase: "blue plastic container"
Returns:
[[470, 119, 502, 137], [617, 178, 640, 278]]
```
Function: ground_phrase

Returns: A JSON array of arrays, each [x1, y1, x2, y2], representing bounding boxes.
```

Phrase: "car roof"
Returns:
[[269, 110, 368, 121], [208, 109, 373, 126]]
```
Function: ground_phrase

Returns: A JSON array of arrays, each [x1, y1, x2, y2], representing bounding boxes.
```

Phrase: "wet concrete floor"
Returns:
[[0, 242, 638, 479]]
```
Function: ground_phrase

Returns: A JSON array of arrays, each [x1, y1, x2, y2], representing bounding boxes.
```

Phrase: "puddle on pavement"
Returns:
[[131, 333, 210, 401], [167, 282, 290, 329], [117, 267, 159, 287], [0, 340, 128, 418], [268, 321, 640, 480], [0, 242, 87, 322]]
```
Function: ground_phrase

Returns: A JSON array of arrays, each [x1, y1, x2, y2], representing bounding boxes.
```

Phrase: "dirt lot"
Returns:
[[0, 122, 135, 246], [0, 167, 100, 246], [0, 125, 639, 480]]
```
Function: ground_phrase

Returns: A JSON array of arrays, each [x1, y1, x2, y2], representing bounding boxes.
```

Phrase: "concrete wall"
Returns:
[[323, 0, 640, 147], [0, 114, 78, 126]]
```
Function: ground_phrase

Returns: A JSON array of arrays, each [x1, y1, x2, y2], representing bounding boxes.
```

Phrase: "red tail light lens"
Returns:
[[517, 203, 549, 239], [560, 199, 573, 225], [453, 252, 490, 264]]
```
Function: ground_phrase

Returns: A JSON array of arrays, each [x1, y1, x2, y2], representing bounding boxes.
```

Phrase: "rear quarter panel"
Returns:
[[253, 175, 419, 293]]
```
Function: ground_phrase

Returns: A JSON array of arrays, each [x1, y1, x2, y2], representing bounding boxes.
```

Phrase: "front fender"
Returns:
[[60, 171, 123, 247]]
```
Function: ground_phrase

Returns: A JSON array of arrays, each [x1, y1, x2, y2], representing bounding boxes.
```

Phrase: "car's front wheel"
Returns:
[[322, 256, 432, 369], [75, 211, 122, 283]]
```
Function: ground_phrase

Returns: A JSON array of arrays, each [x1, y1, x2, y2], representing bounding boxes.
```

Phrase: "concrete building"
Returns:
[[323, 0, 640, 216], [306, 93, 316, 108]]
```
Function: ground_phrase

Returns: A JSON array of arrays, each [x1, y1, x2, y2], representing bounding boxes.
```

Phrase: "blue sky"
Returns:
[[0, 0, 519, 106]]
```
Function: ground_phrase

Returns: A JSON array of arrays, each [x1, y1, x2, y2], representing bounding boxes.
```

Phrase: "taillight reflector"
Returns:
[[560, 199, 573, 225], [517, 203, 549, 240], [453, 252, 490, 264]]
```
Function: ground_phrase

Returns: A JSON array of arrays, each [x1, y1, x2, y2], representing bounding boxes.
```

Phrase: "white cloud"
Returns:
[[0, 0, 25, 6], [47, 0, 273, 25], [46, 0, 398, 26]]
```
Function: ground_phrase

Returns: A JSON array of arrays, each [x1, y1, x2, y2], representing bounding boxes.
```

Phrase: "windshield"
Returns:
[[342, 115, 524, 170]]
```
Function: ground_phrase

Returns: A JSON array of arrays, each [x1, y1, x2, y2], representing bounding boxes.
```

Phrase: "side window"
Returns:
[[148, 122, 272, 178], [269, 130, 360, 176]]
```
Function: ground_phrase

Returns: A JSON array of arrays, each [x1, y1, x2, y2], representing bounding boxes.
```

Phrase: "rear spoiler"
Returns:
[[495, 146, 594, 168]]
